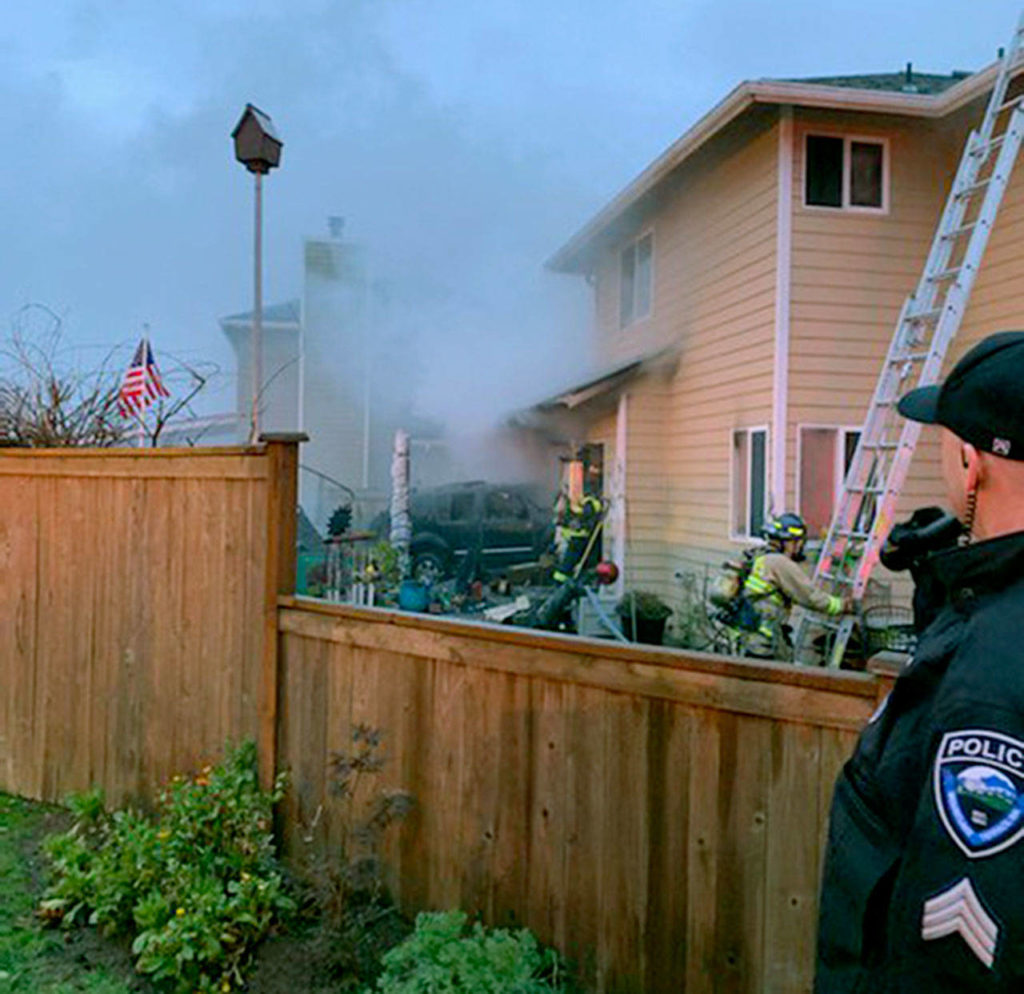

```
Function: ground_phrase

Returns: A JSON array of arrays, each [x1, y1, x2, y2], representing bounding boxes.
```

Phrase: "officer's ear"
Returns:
[[962, 443, 981, 486]]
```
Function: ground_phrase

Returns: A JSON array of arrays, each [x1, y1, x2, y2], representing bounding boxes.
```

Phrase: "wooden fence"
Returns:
[[276, 599, 882, 994], [0, 438, 299, 803], [0, 441, 885, 992]]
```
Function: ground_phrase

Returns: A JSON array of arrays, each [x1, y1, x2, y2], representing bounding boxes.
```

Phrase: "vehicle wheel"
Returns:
[[412, 549, 447, 585]]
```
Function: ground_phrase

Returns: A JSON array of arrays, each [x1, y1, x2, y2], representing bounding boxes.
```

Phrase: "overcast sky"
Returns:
[[0, 0, 1017, 424]]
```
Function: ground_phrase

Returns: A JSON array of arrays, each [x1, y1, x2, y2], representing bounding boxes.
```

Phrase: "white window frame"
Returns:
[[795, 423, 863, 533], [802, 133, 889, 214], [729, 425, 770, 542], [618, 229, 654, 329]]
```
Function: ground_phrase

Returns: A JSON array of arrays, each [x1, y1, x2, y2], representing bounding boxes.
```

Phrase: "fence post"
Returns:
[[259, 432, 306, 789]]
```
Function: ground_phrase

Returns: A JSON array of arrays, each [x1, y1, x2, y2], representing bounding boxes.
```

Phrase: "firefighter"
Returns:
[[552, 463, 604, 585], [733, 512, 848, 657]]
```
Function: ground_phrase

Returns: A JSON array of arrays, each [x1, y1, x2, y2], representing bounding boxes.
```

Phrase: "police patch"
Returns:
[[934, 730, 1024, 858]]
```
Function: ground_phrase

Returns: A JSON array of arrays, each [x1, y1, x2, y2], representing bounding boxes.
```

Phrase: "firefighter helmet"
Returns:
[[762, 512, 808, 544]]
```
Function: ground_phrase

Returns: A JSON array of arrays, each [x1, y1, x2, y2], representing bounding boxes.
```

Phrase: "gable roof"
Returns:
[[548, 61, 1003, 274], [787, 68, 970, 96]]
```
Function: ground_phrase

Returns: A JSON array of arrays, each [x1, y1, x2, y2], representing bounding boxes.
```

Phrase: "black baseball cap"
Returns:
[[898, 331, 1024, 461]]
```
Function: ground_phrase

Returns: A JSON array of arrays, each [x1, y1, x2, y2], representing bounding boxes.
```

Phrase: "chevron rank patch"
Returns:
[[934, 730, 1024, 858], [922, 877, 999, 969]]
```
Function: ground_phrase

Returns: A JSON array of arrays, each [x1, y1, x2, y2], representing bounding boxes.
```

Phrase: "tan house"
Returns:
[[538, 61, 1024, 610]]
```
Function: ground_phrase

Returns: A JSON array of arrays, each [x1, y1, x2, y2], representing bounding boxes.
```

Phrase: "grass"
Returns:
[[0, 792, 144, 993]]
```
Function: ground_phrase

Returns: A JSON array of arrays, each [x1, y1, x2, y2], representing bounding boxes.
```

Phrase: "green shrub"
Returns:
[[366, 910, 573, 994], [41, 740, 294, 993]]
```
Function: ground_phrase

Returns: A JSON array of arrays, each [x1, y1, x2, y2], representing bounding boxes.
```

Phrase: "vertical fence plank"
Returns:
[[765, 721, 822, 994], [643, 700, 691, 994], [455, 663, 502, 920], [599, 693, 650, 993], [717, 715, 773, 994], [259, 435, 302, 789], [562, 683, 605, 990], [0, 474, 38, 795], [491, 673, 532, 928], [686, 706, 722, 994], [526, 679, 569, 950]]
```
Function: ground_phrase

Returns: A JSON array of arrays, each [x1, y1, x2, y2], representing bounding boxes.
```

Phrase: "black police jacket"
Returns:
[[816, 529, 1024, 992]]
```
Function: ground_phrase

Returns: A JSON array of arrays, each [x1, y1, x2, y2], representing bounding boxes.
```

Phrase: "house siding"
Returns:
[[788, 110, 963, 543], [587, 110, 780, 604]]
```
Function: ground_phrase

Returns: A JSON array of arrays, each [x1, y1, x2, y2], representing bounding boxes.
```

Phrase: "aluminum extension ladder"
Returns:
[[795, 12, 1024, 668]]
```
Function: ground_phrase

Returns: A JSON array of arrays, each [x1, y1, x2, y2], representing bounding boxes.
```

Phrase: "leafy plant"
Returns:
[[615, 589, 672, 621], [366, 910, 574, 994], [41, 741, 294, 993]]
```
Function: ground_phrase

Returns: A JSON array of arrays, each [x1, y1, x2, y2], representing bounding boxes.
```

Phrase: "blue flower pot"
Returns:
[[398, 580, 430, 612]]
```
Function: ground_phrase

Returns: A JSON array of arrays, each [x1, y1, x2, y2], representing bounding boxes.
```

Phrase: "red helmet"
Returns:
[[594, 561, 619, 585]]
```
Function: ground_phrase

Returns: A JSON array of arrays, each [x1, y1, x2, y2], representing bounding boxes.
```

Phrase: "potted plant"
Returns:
[[615, 590, 673, 645]]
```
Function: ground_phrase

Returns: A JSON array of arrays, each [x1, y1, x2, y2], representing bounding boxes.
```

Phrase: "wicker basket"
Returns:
[[862, 604, 917, 655]]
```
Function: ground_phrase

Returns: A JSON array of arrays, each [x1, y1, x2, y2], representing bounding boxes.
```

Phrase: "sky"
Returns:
[[0, 0, 1018, 428]]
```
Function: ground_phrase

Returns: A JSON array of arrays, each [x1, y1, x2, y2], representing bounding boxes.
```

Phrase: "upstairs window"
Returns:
[[619, 232, 653, 328], [731, 427, 768, 540], [805, 135, 886, 211]]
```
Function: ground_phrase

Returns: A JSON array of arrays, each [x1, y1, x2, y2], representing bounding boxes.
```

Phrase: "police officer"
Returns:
[[816, 331, 1024, 991], [733, 512, 847, 657]]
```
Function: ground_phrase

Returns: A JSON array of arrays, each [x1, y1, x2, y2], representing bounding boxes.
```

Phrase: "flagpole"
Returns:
[[138, 329, 150, 448]]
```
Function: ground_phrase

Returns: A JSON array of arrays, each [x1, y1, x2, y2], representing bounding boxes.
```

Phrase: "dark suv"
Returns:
[[383, 481, 554, 583]]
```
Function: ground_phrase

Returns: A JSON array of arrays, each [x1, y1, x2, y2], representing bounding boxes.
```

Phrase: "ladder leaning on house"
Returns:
[[795, 12, 1024, 668]]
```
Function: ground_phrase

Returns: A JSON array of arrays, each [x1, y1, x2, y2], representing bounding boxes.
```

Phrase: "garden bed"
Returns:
[[0, 791, 403, 993]]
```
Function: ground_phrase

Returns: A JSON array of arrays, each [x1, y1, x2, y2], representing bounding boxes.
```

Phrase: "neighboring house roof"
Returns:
[[548, 62, 1003, 274], [220, 299, 301, 332]]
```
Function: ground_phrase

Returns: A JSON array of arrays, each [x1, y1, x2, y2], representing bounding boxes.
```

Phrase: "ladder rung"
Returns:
[[927, 265, 964, 282], [998, 96, 1024, 114], [955, 179, 991, 200], [941, 222, 978, 240], [971, 136, 1006, 159], [835, 528, 871, 540], [818, 572, 854, 587], [890, 350, 930, 363], [847, 485, 886, 495], [904, 307, 943, 322]]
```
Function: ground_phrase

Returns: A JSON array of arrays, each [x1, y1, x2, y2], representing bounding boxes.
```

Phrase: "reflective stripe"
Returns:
[[744, 556, 785, 607], [826, 595, 843, 616]]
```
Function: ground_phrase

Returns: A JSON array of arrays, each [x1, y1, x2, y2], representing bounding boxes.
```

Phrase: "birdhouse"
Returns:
[[231, 104, 283, 174]]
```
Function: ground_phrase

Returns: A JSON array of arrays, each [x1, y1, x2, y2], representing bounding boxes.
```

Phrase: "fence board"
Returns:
[[276, 603, 876, 993], [0, 442, 296, 808]]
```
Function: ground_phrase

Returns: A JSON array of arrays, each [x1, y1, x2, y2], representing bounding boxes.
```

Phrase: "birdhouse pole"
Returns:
[[231, 103, 283, 444], [252, 168, 263, 443]]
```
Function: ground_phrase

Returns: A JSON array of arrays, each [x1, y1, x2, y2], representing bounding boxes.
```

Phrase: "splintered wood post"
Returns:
[[258, 432, 306, 789]]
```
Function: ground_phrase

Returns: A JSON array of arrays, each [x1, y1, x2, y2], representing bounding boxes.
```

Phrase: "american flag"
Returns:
[[117, 338, 170, 418]]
